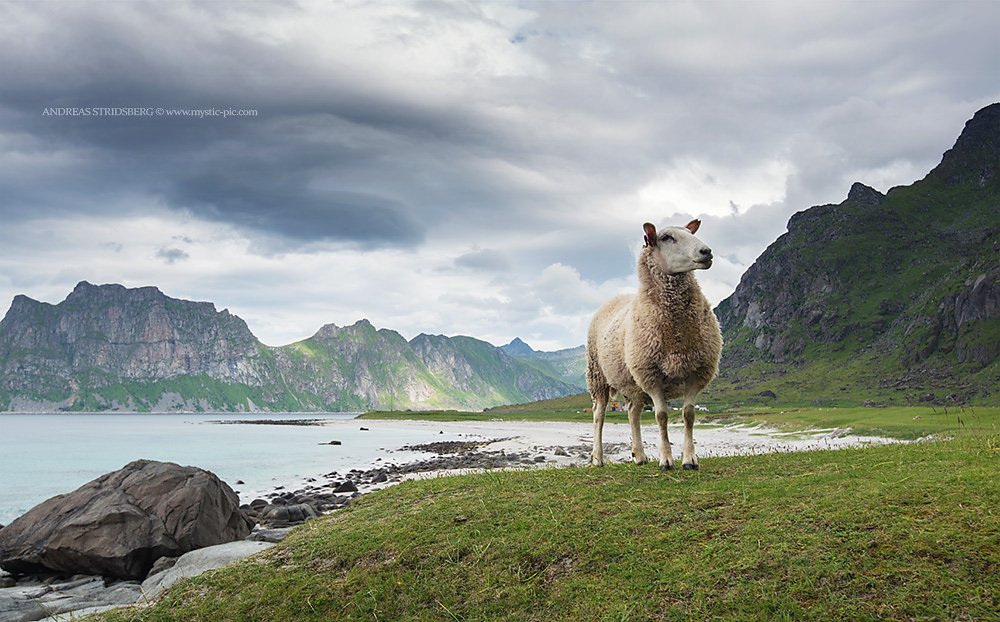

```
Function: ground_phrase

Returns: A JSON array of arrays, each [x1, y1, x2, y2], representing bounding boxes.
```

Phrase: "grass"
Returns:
[[359, 394, 1000, 441], [707, 405, 1000, 440], [358, 393, 598, 422], [90, 432, 999, 621]]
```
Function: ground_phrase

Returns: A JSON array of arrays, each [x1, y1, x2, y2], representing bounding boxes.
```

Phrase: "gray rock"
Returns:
[[0, 589, 47, 621], [0, 575, 141, 622], [0, 460, 254, 580], [146, 555, 179, 578], [247, 527, 295, 543], [333, 481, 357, 494], [40, 603, 125, 621], [259, 503, 318, 528], [141, 541, 274, 600]]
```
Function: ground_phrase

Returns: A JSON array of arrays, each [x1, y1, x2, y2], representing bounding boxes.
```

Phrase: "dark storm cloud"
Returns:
[[0, 1, 549, 247]]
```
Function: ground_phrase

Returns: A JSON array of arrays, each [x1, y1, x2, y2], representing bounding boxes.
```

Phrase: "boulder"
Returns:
[[259, 503, 318, 528], [333, 480, 357, 494], [0, 460, 253, 580]]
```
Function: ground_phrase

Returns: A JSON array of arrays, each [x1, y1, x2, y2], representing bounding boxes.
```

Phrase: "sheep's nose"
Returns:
[[699, 247, 713, 259]]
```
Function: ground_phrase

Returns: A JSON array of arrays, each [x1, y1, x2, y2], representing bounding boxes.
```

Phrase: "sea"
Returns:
[[0, 413, 462, 525]]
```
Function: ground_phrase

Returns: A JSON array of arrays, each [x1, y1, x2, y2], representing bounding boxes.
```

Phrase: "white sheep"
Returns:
[[586, 219, 723, 470]]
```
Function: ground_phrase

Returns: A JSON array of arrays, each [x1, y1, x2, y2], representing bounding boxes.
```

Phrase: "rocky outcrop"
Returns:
[[952, 269, 1000, 366], [0, 460, 253, 579]]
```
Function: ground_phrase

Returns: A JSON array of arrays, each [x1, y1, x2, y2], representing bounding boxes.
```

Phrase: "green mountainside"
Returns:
[[713, 103, 1000, 406], [0, 284, 577, 412], [500, 338, 587, 390]]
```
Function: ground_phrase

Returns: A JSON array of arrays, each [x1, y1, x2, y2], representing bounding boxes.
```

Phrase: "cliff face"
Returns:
[[0, 282, 262, 381], [0, 284, 579, 412], [713, 104, 1000, 405], [0, 282, 293, 411]]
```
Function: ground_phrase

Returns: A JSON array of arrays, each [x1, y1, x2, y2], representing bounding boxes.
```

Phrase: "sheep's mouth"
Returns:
[[695, 259, 713, 268]]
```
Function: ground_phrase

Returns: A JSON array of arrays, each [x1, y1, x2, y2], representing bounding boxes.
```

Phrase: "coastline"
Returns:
[[250, 418, 904, 501]]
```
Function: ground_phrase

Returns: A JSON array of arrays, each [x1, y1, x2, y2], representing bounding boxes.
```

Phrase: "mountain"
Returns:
[[502, 338, 587, 391], [0, 283, 579, 412], [713, 103, 1000, 406], [0, 281, 300, 412]]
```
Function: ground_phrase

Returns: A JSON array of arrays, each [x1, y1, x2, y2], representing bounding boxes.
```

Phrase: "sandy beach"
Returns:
[[316, 418, 903, 486]]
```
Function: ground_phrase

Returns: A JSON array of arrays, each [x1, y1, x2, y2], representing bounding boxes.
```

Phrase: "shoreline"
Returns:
[[239, 418, 905, 505]]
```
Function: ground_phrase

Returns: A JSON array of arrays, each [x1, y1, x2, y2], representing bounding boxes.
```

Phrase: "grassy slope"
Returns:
[[92, 433, 998, 621]]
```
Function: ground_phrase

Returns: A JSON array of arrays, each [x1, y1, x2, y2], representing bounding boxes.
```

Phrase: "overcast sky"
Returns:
[[1, 1, 998, 350]]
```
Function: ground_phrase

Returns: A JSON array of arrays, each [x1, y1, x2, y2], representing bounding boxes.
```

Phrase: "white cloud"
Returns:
[[635, 158, 794, 219]]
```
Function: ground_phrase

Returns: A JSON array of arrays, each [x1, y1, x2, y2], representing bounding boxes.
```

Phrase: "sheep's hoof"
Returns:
[[682, 463, 699, 471], [633, 456, 649, 465], [659, 463, 674, 471], [591, 458, 605, 467]]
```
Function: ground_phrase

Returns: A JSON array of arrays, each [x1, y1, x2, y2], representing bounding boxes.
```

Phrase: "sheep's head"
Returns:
[[642, 220, 713, 273]]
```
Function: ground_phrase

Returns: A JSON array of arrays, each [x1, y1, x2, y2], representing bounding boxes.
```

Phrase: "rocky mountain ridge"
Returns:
[[501, 338, 587, 390], [713, 103, 1000, 405], [0, 284, 578, 412]]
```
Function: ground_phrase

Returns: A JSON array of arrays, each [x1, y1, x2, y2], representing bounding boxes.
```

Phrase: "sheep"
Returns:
[[586, 219, 723, 470]]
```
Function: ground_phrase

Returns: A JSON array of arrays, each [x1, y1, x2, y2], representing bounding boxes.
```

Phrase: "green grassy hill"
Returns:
[[91, 426, 998, 621]]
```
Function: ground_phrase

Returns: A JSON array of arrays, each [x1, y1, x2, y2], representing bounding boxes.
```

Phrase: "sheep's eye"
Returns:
[[660, 234, 674, 242]]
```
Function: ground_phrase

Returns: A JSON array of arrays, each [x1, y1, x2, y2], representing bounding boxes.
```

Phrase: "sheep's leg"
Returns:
[[627, 397, 648, 465], [591, 394, 608, 467], [649, 391, 674, 470], [681, 384, 699, 470]]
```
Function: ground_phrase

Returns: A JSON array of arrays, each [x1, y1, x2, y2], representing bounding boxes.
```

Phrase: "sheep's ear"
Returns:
[[643, 222, 657, 247], [685, 219, 701, 234]]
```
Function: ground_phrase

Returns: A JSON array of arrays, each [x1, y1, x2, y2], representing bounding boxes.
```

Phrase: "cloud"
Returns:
[[1, 1, 999, 348], [454, 248, 511, 272], [155, 247, 189, 264]]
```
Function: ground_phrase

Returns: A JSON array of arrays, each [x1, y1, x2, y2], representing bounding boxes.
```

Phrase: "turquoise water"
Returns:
[[0, 413, 455, 525]]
